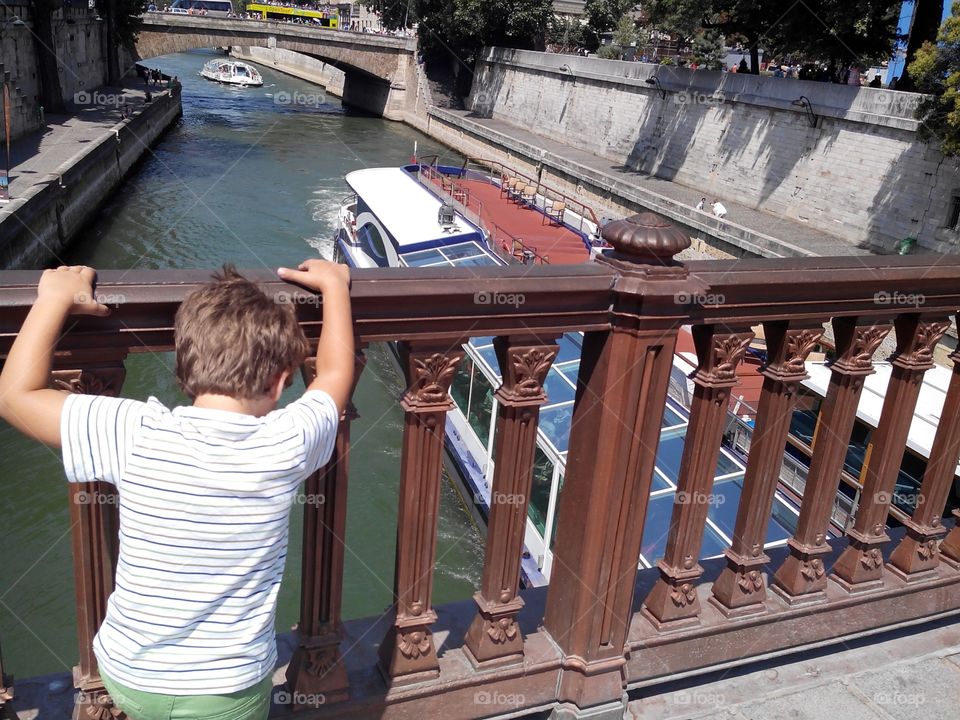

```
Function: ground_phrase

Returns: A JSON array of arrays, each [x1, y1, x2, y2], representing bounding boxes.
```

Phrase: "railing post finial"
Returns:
[[600, 212, 691, 267]]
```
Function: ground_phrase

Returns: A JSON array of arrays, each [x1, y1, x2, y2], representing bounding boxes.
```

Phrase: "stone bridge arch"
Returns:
[[134, 14, 417, 118]]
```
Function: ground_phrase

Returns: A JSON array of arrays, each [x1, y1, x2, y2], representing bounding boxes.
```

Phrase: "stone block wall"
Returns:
[[467, 48, 960, 254], [1, 5, 108, 143]]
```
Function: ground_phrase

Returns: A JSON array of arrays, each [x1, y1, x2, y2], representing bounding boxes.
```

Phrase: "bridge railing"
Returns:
[[2, 215, 960, 718]]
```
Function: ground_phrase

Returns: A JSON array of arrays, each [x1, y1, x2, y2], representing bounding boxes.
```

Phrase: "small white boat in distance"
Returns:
[[199, 59, 263, 87]]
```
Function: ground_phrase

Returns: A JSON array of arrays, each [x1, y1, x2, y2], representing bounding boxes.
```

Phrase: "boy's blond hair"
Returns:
[[174, 266, 309, 400]]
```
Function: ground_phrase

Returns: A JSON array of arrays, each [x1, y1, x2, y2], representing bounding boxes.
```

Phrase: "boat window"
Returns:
[[527, 447, 553, 536], [357, 223, 388, 262], [467, 369, 494, 443], [843, 420, 873, 478], [450, 357, 473, 414], [789, 389, 821, 445], [892, 451, 927, 515]]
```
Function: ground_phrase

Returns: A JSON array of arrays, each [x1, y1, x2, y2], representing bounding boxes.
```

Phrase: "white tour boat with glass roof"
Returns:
[[199, 59, 263, 87], [332, 160, 827, 587]]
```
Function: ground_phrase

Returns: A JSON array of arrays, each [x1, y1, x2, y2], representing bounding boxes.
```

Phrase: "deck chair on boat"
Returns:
[[521, 184, 536, 206], [543, 200, 566, 226]]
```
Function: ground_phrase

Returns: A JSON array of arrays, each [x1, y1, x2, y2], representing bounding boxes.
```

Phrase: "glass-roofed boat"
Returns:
[[332, 159, 814, 587]]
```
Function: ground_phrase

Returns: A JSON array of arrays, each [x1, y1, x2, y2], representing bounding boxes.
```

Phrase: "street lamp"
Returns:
[[558, 63, 573, 75], [645, 76, 665, 100], [792, 96, 819, 128]]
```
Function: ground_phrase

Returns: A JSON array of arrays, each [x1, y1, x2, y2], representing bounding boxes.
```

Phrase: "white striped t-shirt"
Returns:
[[60, 390, 339, 694]]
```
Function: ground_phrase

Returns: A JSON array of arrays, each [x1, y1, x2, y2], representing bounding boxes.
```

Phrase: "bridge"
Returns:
[[2, 213, 960, 718], [134, 13, 418, 119]]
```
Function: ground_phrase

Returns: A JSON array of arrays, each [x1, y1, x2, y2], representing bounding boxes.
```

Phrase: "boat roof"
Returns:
[[344, 168, 483, 252], [804, 361, 959, 476]]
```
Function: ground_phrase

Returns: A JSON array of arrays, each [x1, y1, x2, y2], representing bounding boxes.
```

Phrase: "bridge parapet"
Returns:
[[2, 218, 960, 718]]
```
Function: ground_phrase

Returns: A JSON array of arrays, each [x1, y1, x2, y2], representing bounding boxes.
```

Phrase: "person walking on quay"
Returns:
[[0, 260, 355, 719], [696, 197, 706, 211], [712, 199, 727, 218]]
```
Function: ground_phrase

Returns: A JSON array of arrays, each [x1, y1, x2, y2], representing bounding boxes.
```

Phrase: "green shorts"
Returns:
[[100, 671, 273, 720]]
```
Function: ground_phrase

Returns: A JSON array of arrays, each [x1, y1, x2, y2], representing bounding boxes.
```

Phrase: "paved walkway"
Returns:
[[5, 76, 172, 201], [437, 109, 881, 258], [627, 617, 960, 720]]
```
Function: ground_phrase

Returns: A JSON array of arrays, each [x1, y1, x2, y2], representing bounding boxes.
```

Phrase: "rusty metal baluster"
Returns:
[[542, 213, 689, 715], [710, 321, 823, 616], [642, 325, 754, 629], [53, 355, 128, 720], [464, 335, 558, 667], [286, 348, 365, 707], [378, 341, 464, 685], [889, 341, 960, 578], [772, 319, 891, 604], [832, 316, 951, 592]]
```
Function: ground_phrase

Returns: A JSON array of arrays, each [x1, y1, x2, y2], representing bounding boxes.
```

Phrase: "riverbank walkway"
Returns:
[[3, 77, 171, 204], [431, 107, 885, 259]]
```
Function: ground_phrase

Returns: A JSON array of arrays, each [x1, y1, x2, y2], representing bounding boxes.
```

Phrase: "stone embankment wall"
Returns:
[[0, 85, 183, 269], [1, 4, 111, 142], [230, 46, 346, 97], [466, 48, 960, 254]]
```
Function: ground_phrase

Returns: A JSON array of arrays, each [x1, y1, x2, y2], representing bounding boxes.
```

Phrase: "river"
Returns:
[[0, 49, 484, 679]]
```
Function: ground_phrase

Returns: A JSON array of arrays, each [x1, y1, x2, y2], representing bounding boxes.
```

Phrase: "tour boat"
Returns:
[[332, 158, 959, 586], [199, 59, 263, 87]]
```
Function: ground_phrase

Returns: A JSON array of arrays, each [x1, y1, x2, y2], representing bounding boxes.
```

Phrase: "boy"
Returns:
[[0, 260, 353, 720]]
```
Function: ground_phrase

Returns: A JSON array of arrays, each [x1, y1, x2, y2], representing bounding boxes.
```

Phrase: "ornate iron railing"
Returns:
[[1, 216, 960, 718]]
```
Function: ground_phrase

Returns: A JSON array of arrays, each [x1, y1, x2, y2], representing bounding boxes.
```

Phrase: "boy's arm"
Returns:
[[0, 267, 110, 447], [277, 260, 354, 415]]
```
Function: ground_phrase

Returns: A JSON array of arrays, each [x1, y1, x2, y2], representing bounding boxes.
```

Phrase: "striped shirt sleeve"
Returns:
[[61, 394, 146, 485], [280, 390, 340, 473]]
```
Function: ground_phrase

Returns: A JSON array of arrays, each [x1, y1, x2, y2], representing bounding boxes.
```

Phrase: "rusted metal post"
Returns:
[[642, 325, 754, 629], [378, 341, 464, 685], [710, 321, 824, 615], [464, 335, 558, 667], [772, 319, 891, 603], [542, 213, 693, 715], [53, 353, 128, 720], [286, 349, 364, 708], [889, 342, 960, 579], [832, 316, 950, 592]]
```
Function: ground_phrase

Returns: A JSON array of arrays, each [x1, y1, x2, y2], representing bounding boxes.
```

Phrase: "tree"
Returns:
[[613, 14, 638, 49], [95, 0, 146, 83], [583, 0, 638, 49], [416, 0, 553, 94], [690, 28, 725, 70], [646, 0, 901, 73], [909, 7, 960, 155], [547, 15, 587, 49]]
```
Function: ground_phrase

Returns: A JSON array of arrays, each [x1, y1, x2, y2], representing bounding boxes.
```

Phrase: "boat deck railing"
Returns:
[[415, 162, 552, 264], [2, 219, 960, 719]]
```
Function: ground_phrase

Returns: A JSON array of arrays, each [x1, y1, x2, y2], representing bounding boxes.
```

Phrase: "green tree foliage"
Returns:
[[690, 28, 725, 70], [583, 0, 638, 49], [644, 0, 900, 72], [416, 0, 553, 67], [547, 15, 587, 48], [909, 4, 960, 155], [613, 14, 638, 48]]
